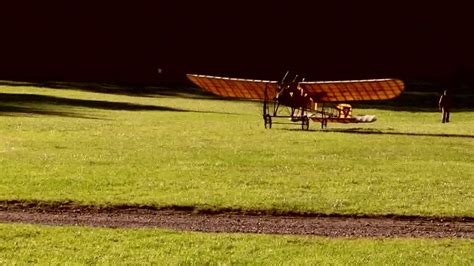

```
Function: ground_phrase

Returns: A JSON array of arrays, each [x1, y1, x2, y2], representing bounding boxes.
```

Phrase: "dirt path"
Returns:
[[1, 201, 472, 238]]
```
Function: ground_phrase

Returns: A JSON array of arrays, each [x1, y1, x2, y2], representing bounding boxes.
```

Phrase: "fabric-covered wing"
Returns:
[[187, 74, 279, 100], [299, 79, 404, 102]]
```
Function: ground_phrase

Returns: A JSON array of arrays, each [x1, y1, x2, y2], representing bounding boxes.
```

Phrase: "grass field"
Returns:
[[1, 83, 472, 216], [0, 82, 473, 263], [1, 224, 473, 264]]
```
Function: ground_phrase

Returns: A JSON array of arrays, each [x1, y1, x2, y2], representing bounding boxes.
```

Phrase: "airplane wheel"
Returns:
[[321, 118, 327, 129], [302, 116, 309, 130], [264, 114, 272, 129]]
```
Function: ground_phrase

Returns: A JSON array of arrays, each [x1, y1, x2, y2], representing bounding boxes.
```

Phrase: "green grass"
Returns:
[[0, 224, 472, 264], [0, 84, 473, 216]]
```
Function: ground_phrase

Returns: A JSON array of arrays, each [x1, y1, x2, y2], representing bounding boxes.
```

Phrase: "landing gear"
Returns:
[[264, 114, 272, 129], [321, 118, 328, 129], [302, 116, 309, 130]]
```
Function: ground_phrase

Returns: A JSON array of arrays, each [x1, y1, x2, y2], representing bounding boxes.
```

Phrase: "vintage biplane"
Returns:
[[187, 72, 404, 129]]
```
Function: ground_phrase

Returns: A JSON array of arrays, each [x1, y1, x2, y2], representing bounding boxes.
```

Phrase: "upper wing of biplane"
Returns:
[[187, 74, 279, 100], [299, 79, 404, 102]]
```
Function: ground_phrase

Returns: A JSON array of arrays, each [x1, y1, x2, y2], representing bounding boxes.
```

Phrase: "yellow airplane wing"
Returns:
[[187, 74, 279, 100], [299, 78, 404, 102]]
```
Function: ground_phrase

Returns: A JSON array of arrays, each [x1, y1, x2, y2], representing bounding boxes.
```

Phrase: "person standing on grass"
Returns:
[[438, 90, 451, 123]]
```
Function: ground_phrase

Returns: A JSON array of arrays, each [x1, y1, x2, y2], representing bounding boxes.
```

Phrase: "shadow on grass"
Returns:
[[0, 105, 101, 119], [0, 93, 233, 118], [322, 128, 474, 139], [282, 127, 474, 138], [356, 92, 474, 112], [0, 80, 221, 99]]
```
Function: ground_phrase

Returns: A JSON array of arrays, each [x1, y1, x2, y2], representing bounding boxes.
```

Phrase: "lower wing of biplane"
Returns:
[[187, 74, 404, 129]]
